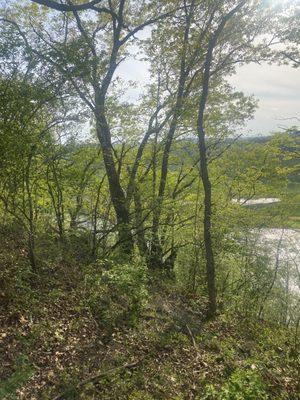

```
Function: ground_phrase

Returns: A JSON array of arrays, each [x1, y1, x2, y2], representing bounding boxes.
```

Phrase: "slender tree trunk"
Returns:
[[284, 261, 290, 325], [150, 0, 195, 268], [197, 132, 217, 318], [133, 185, 148, 257], [196, 56, 217, 318], [195, 0, 247, 318], [91, 174, 106, 258], [190, 182, 201, 293], [46, 163, 65, 241], [27, 231, 36, 270], [258, 229, 284, 319], [25, 148, 37, 270], [95, 101, 133, 256]]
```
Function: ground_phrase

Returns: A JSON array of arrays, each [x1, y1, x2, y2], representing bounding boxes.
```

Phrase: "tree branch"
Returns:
[[31, 0, 104, 12]]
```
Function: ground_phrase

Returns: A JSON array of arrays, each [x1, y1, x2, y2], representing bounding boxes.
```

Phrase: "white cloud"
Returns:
[[118, 51, 300, 136], [229, 63, 300, 135]]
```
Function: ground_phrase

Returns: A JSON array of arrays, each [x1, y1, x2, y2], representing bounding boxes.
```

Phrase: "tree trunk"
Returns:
[[195, 1, 247, 317], [95, 104, 133, 256], [25, 148, 37, 271], [27, 230, 36, 270], [196, 36, 218, 319], [198, 140, 217, 318], [150, 1, 195, 267], [133, 186, 148, 257]]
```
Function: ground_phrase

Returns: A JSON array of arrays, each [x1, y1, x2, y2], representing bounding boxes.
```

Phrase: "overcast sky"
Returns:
[[118, 56, 300, 137], [229, 63, 300, 136], [2, 0, 298, 138]]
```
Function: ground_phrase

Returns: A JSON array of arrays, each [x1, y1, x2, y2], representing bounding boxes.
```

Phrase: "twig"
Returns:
[[186, 324, 197, 349], [52, 360, 140, 400]]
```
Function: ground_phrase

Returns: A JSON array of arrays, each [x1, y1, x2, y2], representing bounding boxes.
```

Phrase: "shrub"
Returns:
[[202, 368, 269, 400], [0, 227, 35, 316], [0, 355, 35, 400], [83, 259, 148, 333]]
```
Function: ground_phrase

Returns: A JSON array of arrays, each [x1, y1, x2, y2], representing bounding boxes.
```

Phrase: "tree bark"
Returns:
[[196, 1, 247, 318], [30, 0, 103, 12], [197, 136, 216, 318], [95, 100, 134, 255], [150, 0, 195, 268], [25, 147, 37, 270]]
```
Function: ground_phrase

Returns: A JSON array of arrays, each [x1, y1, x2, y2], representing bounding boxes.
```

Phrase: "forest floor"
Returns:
[[0, 229, 299, 400]]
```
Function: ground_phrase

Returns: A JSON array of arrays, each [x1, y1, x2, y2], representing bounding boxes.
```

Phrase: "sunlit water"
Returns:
[[233, 197, 300, 294], [232, 198, 300, 294], [232, 198, 281, 205], [258, 228, 300, 294]]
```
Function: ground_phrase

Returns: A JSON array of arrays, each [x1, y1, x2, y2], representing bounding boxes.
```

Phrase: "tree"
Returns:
[[30, 0, 104, 12], [193, 0, 297, 317], [1, 0, 297, 316], [4, 0, 182, 256]]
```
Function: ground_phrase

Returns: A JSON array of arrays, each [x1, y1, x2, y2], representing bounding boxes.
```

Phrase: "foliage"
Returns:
[[0, 226, 35, 315], [0, 355, 35, 400], [0, 0, 299, 398], [83, 259, 148, 331], [202, 369, 269, 400]]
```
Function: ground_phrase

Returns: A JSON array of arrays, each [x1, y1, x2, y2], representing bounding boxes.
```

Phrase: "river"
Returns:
[[233, 198, 300, 295]]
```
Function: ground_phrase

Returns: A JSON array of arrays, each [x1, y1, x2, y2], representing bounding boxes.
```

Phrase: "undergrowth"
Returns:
[[0, 228, 299, 400]]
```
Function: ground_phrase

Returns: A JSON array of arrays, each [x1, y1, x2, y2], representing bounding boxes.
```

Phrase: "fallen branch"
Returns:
[[53, 360, 140, 400], [186, 324, 198, 349], [186, 324, 208, 367]]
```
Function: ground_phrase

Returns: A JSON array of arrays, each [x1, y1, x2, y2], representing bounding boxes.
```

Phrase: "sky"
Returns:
[[3, 0, 298, 137], [118, 57, 300, 137], [229, 63, 300, 136]]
